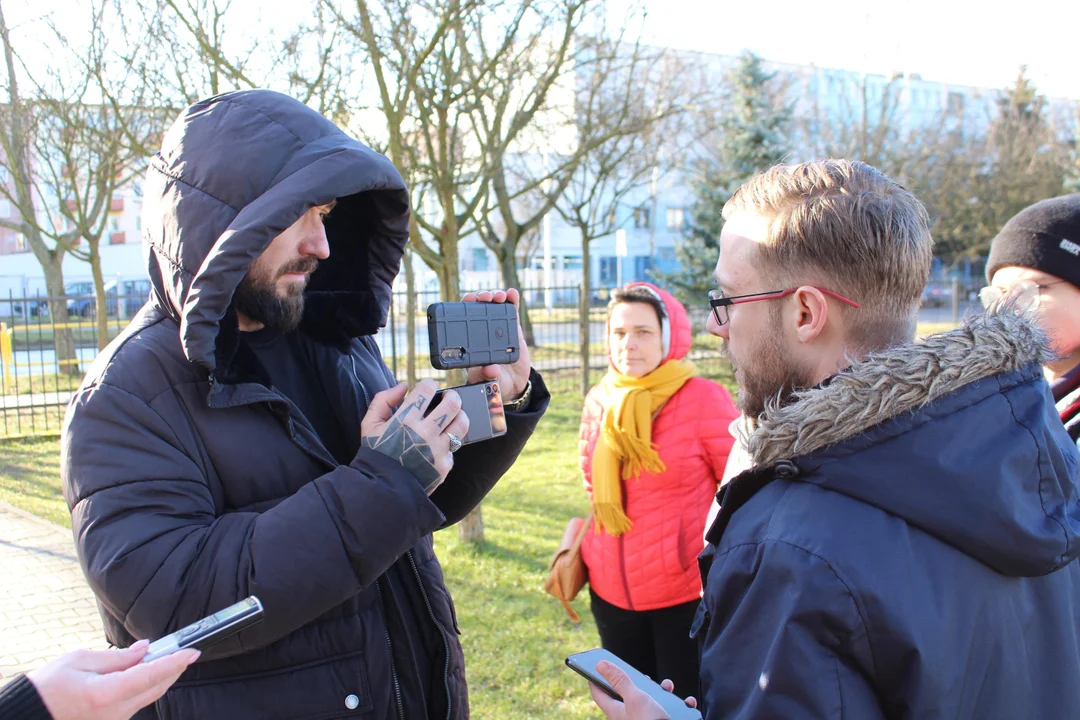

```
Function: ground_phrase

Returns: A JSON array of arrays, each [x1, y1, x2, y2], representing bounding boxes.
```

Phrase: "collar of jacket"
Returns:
[[747, 306, 1055, 467]]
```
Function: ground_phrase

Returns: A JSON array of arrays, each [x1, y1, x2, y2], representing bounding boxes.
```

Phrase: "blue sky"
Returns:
[[610, 0, 1079, 99], [7, 0, 1079, 101]]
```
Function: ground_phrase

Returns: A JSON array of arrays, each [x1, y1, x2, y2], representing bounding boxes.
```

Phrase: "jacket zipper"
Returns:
[[618, 534, 634, 611], [408, 551, 453, 720], [375, 579, 406, 720], [348, 354, 372, 406]]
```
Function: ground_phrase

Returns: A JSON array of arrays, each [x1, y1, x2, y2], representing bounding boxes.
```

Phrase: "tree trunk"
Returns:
[[458, 503, 484, 544], [433, 232, 486, 543], [497, 249, 535, 346], [438, 237, 461, 303], [404, 248, 417, 386], [40, 260, 79, 376], [579, 230, 592, 397], [89, 243, 109, 350]]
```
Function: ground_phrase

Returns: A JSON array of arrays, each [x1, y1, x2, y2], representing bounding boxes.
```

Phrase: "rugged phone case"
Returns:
[[427, 302, 520, 369]]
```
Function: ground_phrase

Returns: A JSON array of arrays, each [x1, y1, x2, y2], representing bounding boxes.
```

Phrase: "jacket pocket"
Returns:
[[663, 517, 696, 573], [155, 652, 373, 720]]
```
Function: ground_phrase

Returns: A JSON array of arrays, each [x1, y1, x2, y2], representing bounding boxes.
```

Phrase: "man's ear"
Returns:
[[793, 286, 829, 344]]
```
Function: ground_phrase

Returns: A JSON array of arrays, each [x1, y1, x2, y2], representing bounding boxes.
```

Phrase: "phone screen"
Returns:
[[566, 648, 702, 719], [425, 381, 506, 445]]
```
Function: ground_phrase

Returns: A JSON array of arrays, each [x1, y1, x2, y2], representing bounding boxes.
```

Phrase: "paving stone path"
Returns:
[[0, 502, 106, 682]]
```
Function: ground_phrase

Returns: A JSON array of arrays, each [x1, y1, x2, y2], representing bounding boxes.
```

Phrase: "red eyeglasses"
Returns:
[[708, 287, 860, 326]]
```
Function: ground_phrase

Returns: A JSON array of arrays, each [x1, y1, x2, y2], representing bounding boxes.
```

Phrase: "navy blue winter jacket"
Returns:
[[694, 310, 1080, 718]]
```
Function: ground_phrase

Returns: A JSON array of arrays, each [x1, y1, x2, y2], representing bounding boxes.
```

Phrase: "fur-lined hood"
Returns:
[[750, 309, 1053, 466], [745, 309, 1080, 576]]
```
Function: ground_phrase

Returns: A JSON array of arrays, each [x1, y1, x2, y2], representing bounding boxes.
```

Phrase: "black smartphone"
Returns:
[[141, 596, 264, 663], [423, 380, 507, 445], [566, 648, 702, 719], [427, 301, 519, 369]]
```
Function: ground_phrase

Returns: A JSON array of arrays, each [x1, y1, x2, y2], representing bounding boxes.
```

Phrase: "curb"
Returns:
[[0, 500, 71, 537]]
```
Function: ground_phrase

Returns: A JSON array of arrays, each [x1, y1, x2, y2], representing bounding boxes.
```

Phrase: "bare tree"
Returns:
[[798, 70, 904, 169], [900, 68, 1073, 263], [28, 2, 166, 349], [134, 0, 271, 109], [551, 41, 687, 395], [0, 1, 78, 371]]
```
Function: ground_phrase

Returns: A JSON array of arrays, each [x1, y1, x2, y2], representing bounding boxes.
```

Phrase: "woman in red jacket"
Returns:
[[579, 282, 737, 699]]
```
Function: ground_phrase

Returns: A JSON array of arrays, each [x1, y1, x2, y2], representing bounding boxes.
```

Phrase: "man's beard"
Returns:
[[233, 258, 318, 333], [722, 309, 817, 418]]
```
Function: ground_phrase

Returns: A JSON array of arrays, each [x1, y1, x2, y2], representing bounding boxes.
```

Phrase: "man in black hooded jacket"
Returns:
[[60, 89, 549, 719]]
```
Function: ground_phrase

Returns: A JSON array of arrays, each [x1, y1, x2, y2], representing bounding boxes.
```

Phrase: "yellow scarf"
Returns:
[[592, 358, 695, 536]]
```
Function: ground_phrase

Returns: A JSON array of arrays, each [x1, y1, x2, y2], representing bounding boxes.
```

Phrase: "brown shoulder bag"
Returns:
[[544, 512, 594, 623]]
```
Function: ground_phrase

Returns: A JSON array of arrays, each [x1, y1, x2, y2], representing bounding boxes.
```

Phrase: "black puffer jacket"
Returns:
[[59, 90, 548, 719]]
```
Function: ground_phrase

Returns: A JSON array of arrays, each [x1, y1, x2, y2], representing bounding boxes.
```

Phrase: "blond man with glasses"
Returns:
[[588, 162, 1080, 719]]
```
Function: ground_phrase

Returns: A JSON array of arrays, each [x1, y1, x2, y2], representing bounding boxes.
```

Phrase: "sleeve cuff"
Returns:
[[0, 674, 52, 720], [506, 369, 549, 415]]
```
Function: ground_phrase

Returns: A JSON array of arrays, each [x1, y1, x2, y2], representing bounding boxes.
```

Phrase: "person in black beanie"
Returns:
[[984, 193, 1080, 443]]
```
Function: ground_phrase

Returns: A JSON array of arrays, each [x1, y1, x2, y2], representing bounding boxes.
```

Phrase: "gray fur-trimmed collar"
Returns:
[[748, 309, 1054, 467]]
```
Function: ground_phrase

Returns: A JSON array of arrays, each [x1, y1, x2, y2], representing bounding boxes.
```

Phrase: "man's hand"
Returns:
[[589, 661, 698, 720], [27, 640, 198, 720], [461, 288, 531, 402], [360, 379, 469, 494]]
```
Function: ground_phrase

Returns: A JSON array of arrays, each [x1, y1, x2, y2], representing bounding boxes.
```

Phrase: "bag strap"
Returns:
[[557, 511, 593, 624], [572, 510, 594, 553], [559, 597, 582, 624]]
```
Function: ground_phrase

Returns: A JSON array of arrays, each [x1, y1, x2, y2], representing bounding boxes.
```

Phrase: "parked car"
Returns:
[[66, 281, 119, 318], [921, 281, 955, 309], [121, 279, 151, 317]]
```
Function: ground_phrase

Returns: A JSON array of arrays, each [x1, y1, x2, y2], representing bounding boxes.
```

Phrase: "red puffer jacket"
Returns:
[[579, 283, 738, 611]]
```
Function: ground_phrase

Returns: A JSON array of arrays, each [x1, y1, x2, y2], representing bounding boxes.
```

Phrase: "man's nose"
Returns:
[[706, 312, 728, 339], [301, 224, 330, 260]]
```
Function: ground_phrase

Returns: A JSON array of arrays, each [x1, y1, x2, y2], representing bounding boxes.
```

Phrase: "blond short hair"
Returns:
[[723, 159, 933, 351]]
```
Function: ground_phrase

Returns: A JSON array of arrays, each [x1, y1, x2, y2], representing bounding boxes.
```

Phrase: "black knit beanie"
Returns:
[[986, 193, 1080, 287]]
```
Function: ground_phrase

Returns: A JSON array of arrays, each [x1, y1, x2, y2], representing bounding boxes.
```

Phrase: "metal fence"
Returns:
[[0, 281, 978, 439]]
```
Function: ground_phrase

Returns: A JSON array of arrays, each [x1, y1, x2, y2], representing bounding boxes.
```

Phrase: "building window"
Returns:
[[947, 91, 965, 115], [633, 207, 651, 229], [471, 247, 489, 272], [15, 233, 26, 251], [666, 207, 686, 230], [633, 256, 654, 279], [599, 257, 619, 284], [109, 216, 120, 232], [562, 255, 582, 270]]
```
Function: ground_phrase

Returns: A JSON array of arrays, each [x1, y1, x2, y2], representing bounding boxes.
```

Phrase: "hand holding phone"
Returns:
[[361, 379, 466, 493], [568, 648, 702, 719], [142, 597, 264, 663], [432, 290, 534, 409], [424, 380, 506, 446], [428, 301, 519, 369]]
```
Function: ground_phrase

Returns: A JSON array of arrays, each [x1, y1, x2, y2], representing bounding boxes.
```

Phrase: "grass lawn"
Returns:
[[1, 371, 85, 396], [0, 435, 67, 526]]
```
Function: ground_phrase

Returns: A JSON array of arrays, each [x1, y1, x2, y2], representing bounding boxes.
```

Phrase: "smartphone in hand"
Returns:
[[424, 380, 507, 445], [142, 597, 264, 663], [427, 301, 519, 369], [566, 648, 702, 719]]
